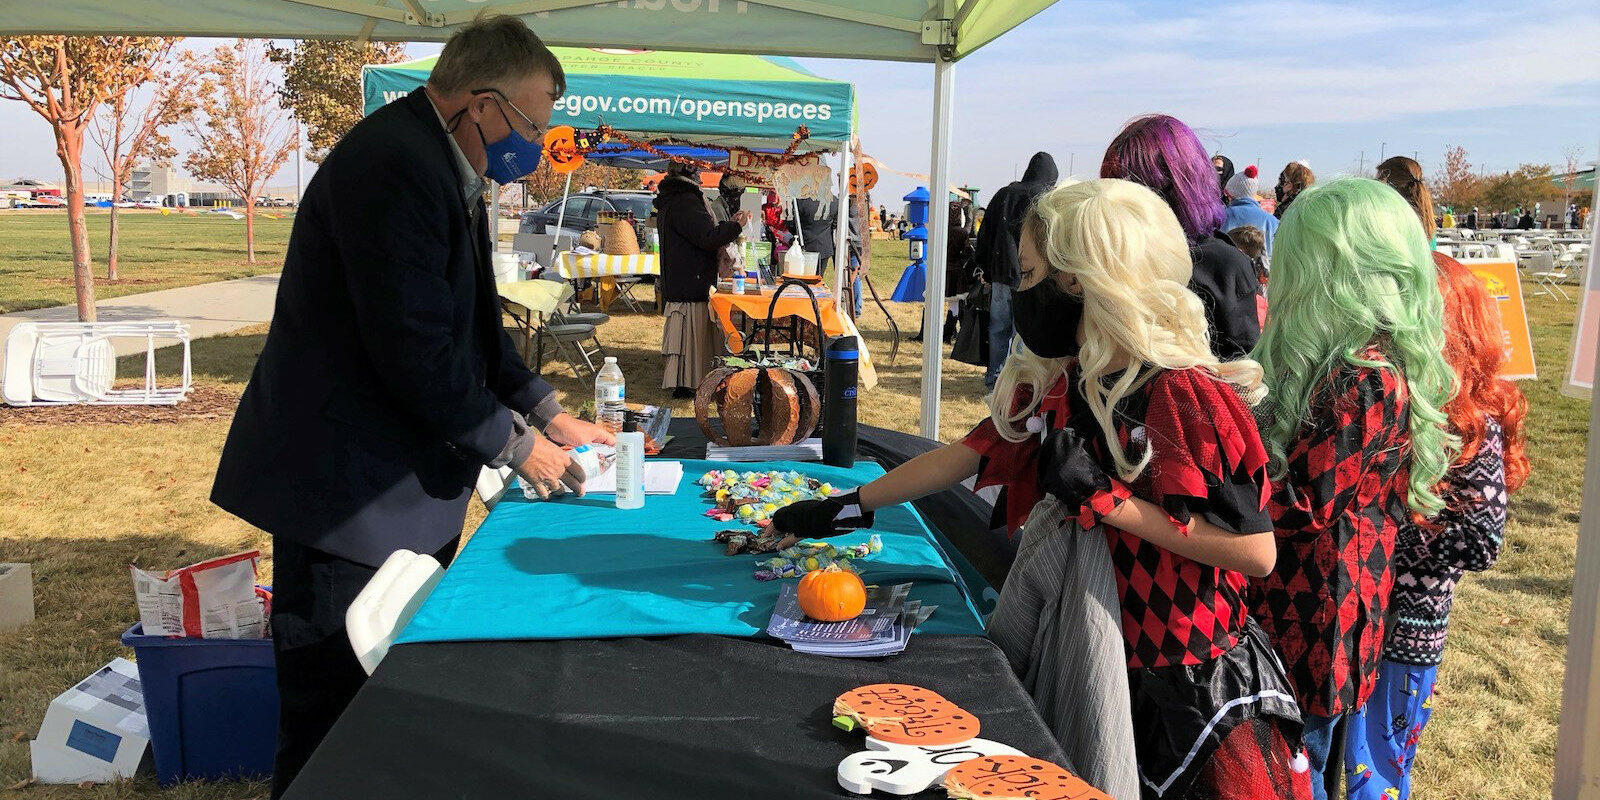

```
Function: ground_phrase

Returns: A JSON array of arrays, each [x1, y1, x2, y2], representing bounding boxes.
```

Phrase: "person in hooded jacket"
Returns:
[[1213, 154, 1236, 200], [655, 161, 749, 397], [975, 151, 1058, 389]]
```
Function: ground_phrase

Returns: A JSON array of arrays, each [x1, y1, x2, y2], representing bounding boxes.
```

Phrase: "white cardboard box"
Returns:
[[0, 563, 33, 632], [30, 657, 150, 784]]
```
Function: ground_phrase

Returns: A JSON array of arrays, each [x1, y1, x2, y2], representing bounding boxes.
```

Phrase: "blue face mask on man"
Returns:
[[464, 89, 543, 184]]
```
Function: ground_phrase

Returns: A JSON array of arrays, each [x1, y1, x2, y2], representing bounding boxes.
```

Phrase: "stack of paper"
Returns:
[[707, 438, 823, 462], [766, 582, 936, 658], [583, 458, 684, 495]]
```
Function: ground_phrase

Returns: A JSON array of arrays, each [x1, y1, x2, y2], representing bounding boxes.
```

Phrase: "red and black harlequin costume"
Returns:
[[965, 364, 1310, 800], [1248, 351, 1411, 720]]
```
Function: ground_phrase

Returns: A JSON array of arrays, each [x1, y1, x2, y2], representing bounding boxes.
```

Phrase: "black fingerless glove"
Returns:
[[771, 489, 874, 539], [1037, 428, 1112, 510]]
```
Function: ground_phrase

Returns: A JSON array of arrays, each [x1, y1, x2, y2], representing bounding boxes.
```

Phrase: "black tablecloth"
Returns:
[[284, 422, 1045, 800], [284, 635, 1066, 800]]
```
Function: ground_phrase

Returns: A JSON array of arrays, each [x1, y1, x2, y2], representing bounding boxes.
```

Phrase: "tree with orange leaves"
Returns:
[[184, 39, 295, 264]]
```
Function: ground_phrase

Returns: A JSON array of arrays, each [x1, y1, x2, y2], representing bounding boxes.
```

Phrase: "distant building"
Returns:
[[2, 177, 61, 198], [130, 163, 190, 201]]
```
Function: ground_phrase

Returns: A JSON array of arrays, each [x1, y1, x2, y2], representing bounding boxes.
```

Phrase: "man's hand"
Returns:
[[732, 210, 754, 227], [544, 412, 616, 447], [515, 431, 587, 500]]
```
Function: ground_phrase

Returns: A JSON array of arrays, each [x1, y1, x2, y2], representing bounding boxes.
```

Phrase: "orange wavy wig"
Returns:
[[1434, 253, 1529, 491]]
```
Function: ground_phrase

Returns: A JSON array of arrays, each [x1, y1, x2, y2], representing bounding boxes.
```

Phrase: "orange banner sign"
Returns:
[[1462, 259, 1537, 380]]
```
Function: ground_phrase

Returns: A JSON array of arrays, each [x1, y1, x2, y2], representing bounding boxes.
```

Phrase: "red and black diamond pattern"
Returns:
[[1249, 358, 1410, 718], [1109, 525, 1254, 667]]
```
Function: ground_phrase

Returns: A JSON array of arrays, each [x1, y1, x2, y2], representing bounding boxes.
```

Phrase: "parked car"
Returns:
[[134, 198, 163, 209], [518, 189, 655, 241], [269, 197, 296, 207], [18, 195, 67, 208]]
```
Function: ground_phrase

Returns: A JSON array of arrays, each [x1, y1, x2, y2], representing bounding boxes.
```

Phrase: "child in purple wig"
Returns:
[[1101, 115, 1262, 359]]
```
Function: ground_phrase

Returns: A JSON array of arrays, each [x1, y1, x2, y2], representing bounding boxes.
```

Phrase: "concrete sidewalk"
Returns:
[[0, 273, 279, 341]]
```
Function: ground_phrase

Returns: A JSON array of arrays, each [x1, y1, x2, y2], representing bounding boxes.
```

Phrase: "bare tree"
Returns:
[[184, 40, 295, 264], [89, 38, 195, 281], [0, 36, 174, 320]]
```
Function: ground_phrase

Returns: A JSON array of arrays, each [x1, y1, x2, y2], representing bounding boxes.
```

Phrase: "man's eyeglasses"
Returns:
[[471, 88, 545, 141]]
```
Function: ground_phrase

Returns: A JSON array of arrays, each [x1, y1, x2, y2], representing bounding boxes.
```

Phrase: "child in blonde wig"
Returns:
[[771, 180, 1310, 800]]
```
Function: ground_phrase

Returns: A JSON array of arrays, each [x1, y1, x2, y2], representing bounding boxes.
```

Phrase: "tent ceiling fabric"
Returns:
[[1, 0, 1057, 62]]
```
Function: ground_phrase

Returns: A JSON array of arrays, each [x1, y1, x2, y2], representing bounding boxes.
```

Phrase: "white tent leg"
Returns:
[[918, 58, 955, 440], [489, 180, 500, 252], [833, 127, 852, 299], [1553, 147, 1600, 798], [548, 171, 574, 268]]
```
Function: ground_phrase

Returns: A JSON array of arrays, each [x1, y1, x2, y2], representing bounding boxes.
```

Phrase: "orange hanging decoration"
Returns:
[[543, 125, 584, 174]]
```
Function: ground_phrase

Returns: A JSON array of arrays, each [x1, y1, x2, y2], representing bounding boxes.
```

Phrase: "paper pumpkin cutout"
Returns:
[[943, 755, 1109, 800], [838, 736, 1024, 796], [543, 125, 584, 174], [833, 684, 978, 746], [850, 161, 879, 194]]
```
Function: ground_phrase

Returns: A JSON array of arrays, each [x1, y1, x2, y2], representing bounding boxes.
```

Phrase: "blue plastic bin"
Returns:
[[120, 623, 278, 786]]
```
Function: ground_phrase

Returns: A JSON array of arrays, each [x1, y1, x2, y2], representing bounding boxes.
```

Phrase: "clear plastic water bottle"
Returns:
[[595, 357, 626, 433]]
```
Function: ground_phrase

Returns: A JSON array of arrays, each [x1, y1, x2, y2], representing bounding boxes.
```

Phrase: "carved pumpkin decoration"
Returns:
[[832, 684, 979, 746], [944, 755, 1109, 800], [542, 125, 584, 174], [694, 366, 819, 447], [797, 566, 866, 621]]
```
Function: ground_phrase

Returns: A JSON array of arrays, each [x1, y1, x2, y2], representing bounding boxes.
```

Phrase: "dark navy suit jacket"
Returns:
[[212, 89, 553, 566]]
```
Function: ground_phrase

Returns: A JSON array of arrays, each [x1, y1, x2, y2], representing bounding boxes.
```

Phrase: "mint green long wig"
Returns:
[[1254, 177, 1458, 517]]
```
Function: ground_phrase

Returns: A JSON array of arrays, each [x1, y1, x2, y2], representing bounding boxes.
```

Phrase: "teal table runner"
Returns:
[[396, 459, 989, 644]]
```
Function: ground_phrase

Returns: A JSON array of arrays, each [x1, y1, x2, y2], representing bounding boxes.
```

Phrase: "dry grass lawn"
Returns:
[[0, 230, 1588, 799]]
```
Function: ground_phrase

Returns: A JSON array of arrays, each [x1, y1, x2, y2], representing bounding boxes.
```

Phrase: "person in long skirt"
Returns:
[[652, 161, 748, 397]]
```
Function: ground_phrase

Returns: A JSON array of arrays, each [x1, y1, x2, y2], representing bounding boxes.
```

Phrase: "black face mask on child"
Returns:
[[1012, 274, 1084, 359]]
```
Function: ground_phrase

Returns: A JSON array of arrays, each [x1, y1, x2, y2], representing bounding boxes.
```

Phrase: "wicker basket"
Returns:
[[602, 218, 640, 256]]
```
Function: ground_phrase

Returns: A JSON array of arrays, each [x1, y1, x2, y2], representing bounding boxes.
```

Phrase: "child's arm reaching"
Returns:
[[771, 443, 981, 543]]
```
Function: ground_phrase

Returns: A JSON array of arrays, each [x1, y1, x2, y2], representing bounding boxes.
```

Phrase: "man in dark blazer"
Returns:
[[210, 17, 610, 798]]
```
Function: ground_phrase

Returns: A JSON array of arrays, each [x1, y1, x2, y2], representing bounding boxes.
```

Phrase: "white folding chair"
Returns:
[[1, 321, 191, 406], [1531, 253, 1573, 299], [475, 465, 516, 510], [346, 549, 445, 675]]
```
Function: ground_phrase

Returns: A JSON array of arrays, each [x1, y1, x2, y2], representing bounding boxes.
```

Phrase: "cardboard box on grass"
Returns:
[[30, 657, 151, 784], [0, 563, 33, 632]]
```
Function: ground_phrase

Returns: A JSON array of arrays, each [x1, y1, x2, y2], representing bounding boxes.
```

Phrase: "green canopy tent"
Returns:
[[365, 48, 856, 278], [364, 48, 855, 150]]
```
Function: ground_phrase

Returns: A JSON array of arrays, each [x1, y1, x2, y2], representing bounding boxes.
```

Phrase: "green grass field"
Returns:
[[0, 209, 291, 314], [0, 215, 1589, 798]]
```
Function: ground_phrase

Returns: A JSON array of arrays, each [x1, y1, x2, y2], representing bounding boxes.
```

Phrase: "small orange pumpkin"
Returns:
[[797, 567, 866, 622]]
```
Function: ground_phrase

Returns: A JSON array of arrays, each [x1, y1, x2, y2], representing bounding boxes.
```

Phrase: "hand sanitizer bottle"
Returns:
[[614, 419, 645, 510]]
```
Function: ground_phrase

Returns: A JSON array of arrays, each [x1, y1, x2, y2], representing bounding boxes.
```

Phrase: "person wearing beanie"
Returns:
[[1224, 165, 1280, 255]]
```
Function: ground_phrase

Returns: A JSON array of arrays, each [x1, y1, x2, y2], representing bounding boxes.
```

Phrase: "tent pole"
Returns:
[[1553, 144, 1600, 799], [548, 171, 574, 268], [918, 58, 955, 440], [833, 133, 852, 300], [489, 180, 500, 252]]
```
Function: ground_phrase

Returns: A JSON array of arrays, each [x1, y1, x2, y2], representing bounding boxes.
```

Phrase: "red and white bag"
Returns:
[[131, 550, 267, 639]]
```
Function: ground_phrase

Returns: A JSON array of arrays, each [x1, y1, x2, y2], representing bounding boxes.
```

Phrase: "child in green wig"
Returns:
[[1247, 177, 1458, 800]]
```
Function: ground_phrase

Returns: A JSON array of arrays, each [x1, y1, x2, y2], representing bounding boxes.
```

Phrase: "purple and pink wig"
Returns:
[[1099, 114, 1225, 244]]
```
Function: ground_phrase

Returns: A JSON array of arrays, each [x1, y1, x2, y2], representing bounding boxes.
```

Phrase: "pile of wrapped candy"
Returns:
[[751, 537, 883, 581], [697, 469, 838, 525]]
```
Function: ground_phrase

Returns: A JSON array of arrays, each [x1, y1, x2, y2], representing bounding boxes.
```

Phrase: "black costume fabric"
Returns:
[[974, 152, 1057, 288], [1188, 232, 1262, 360], [655, 175, 741, 303], [1214, 156, 1235, 198]]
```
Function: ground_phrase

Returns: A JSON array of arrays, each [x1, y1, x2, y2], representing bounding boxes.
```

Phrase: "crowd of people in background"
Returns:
[[773, 110, 1539, 800]]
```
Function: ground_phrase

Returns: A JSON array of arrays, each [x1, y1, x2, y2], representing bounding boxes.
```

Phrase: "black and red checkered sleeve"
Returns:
[[1142, 369, 1272, 535], [1270, 364, 1406, 541]]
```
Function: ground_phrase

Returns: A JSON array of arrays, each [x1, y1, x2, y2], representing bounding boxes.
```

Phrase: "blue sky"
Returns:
[[1, 0, 1595, 206]]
